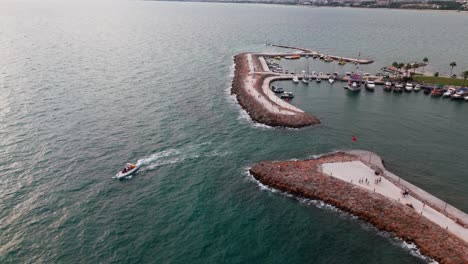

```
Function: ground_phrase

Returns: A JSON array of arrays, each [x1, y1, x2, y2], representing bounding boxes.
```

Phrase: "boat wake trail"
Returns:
[[136, 142, 229, 171]]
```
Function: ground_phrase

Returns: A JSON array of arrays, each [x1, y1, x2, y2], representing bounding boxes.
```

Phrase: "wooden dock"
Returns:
[[267, 44, 374, 65]]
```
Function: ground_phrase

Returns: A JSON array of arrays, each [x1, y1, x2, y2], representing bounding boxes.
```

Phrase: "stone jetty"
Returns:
[[231, 53, 320, 128], [249, 151, 468, 264]]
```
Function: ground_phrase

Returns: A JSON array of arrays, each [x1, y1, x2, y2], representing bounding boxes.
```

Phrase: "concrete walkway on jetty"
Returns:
[[321, 150, 468, 243]]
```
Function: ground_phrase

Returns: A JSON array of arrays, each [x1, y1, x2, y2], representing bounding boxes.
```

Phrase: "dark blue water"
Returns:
[[1, 1, 467, 262]]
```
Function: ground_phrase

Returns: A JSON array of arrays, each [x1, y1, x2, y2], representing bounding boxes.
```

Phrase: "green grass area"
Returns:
[[413, 76, 467, 87]]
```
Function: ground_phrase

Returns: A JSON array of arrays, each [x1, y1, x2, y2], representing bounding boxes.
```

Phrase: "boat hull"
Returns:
[[115, 166, 140, 179]]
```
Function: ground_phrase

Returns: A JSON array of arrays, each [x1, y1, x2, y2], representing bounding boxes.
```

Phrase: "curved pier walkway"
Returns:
[[231, 52, 320, 128]]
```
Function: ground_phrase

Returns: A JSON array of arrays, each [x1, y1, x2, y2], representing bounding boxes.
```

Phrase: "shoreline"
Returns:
[[249, 151, 468, 264], [231, 53, 320, 128], [155, 1, 468, 14]]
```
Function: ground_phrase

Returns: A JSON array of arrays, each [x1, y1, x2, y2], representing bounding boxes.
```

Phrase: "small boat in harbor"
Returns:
[[346, 73, 362, 92], [384, 81, 392, 91], [316, 77, 322, 83], [404, 83, 413, 92], [280, 92, 294, 99], [414, 84, 421, 92], [324, 57, 333, 62], [451, 88, 468, 100], [423, 86, 433, 94], [393, 83, 403, 93], [274, 56, 281, 60], [366, 80, 375, 91], [465, 95, 468, 101], [115, 163, 140, 179], [292, 75, 299, 83], [443, 88, 456, 98], [338, 59, 346, 65], [431, 88, 444, 97], [328, 77, 335, 84], [271, 86, 284, 93], [302, 77, 309, 84]]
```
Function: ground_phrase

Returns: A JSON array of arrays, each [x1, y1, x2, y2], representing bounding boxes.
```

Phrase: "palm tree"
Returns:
[[449, 62, 457, 76], [462, 70, 468, 87], [405, 63, 411, 77], [392, 62, 399, 76], [422, 57, 428, 72]]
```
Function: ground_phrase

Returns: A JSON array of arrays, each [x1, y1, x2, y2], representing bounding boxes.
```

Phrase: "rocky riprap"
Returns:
[[249, 152, 468, 264]]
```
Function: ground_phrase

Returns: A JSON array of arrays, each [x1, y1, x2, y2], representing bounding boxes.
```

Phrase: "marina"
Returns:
[[3, 2, 468, 263], [261, 45, 468, 103]]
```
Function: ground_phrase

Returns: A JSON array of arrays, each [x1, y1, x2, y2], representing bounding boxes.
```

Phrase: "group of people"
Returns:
[[358, 176, 383, 185], [121, 163, 136, 174]]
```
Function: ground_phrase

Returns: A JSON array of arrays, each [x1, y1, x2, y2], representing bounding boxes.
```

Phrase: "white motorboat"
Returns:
[[414, 84, 421, 92], [316, 77, 321, 83], [115, 163, 140, 179], [366, 80, 375, 91], [292, 75, 299, 83], [384, 81, 392, 91], [280, 92, 294, 99], [328, 77, 335, 84], [451, 89, 468, 100], [404, 83, 413, 92], [443, 88, 456, 97], [465, 95, 468, 101]]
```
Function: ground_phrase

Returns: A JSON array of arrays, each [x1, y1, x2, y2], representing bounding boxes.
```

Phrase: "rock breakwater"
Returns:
[[231, 53, 320, 128], [249, 152, 468, 264]]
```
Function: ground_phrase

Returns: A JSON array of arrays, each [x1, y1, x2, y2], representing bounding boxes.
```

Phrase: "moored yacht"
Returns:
[[384, 81, 392, 91], [443, 87, 456, 97], [366, 80, 375, 91], [394, 83, 403, 93], [346, 73, 362, 92], [414, 84, 421, 92], [316, 77, 322, 83], [280, 92, 294, 99], [404, 83, 413, 92], [292, 75, 299, 83]]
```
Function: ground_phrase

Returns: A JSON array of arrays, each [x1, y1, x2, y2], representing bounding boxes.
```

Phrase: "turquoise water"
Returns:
[[1, 1, 467, 263]]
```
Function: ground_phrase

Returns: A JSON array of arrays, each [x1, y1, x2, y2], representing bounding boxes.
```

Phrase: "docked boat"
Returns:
[[324, 57, 333, 62], [302, 77, 309, 84], [431, 88, 444, 97], [292, 75, 299, 83], [384, 81, 392, 91], [271, 86, 284, 93], [465, 95, 468, 101], [414, 84, 421, 92], [404, 83, 413, 92], [328, 77, 335, 84], [316, 77, 321, 83], [443, 88, 456, 97], [274, 56, 281, 60], [366, 80, 375, 91], [451, 88, 468, 100], [346, 73, 362, 92], [338, 59, 346, 65], [423, 86, 433, 94], [393, 83, 403, 93], [115, 163, 140, 179], [280, 92, 294, 99]]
